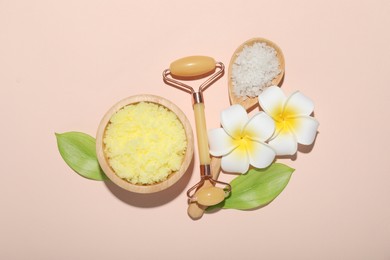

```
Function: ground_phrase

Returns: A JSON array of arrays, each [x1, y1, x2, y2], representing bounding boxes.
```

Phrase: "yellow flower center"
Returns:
[[233, 132, 254, 156], [274, 106, 298, 133]]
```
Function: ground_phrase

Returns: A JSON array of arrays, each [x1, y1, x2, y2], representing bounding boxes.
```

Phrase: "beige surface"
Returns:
[[1, 0, 389, 259]]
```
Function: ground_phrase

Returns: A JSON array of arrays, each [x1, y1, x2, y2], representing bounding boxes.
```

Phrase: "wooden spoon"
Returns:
[[228, 37, 285, 111], [187, 37, 285, 219]]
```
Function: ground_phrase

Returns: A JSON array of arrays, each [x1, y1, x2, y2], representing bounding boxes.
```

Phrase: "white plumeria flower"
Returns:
[[258, 86, 319, 156], [208, 104, 276, 174]]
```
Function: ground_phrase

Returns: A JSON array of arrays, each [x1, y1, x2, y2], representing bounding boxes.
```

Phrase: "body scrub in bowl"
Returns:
[[96, 95, 194, 193]]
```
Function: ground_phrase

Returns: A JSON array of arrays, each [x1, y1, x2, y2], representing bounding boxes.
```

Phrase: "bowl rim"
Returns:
[[96, 94, 194, 193]]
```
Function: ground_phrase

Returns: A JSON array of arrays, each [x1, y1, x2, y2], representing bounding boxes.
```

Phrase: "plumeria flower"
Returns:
[[258, 86, 319, 156], [208, 104, 276, 174]]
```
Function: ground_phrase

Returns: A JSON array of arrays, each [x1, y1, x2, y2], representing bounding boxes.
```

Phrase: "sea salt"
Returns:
[[232, 42, 281, 98]]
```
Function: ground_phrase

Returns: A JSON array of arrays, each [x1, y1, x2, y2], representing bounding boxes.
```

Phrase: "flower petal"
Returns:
[[244, 112, 275, 142], [221, 148, 250, 174], [248, 141, 276, 169], [220, 104, 248, 137], [258, 86, 286, 118], [208, 128, 237, 156], [284, 91, 314, 117], [268, 130, 298, 156], [289, 116, 319, 145]]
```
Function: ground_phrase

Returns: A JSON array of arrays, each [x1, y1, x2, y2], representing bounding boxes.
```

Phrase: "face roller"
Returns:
[[163, 56, 231, 207]]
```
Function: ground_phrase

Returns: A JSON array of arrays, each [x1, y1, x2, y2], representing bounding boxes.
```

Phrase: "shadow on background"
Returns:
[[276, 131, 319, 161], [298, 130, 319, 154], [104, 156, 195, 208]]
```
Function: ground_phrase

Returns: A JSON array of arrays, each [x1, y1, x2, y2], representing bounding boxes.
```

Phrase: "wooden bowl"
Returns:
[[96, 94, 194, 193], [228, 37, 285, 110]]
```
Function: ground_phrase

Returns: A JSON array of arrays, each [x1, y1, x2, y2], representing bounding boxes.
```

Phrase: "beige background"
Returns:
[[1, 0, 389, 259]]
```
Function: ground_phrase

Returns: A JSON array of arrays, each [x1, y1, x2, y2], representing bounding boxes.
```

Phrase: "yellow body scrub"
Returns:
[[103, 102, 187, 185]]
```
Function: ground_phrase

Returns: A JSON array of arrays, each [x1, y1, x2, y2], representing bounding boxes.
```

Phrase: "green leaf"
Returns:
[[215, 163, 294, 210], [55, 132, 107, 181]]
